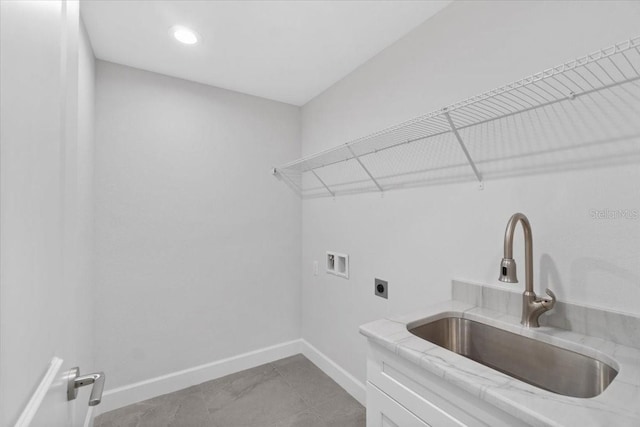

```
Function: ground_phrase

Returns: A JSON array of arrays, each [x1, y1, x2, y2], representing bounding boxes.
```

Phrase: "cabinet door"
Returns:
[[367, 382, 431, 427]]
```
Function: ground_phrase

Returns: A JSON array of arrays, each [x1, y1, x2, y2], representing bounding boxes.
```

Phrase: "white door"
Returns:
[[1, 1, 97, 426]]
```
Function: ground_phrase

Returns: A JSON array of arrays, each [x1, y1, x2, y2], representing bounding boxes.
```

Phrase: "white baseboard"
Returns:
[[93, 339, 304, 416], [92, 338, 366, 419], [299, 339, 366, 406]]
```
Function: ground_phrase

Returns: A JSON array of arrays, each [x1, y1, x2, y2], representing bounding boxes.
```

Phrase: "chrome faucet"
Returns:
[[499, 213, 556, 327]]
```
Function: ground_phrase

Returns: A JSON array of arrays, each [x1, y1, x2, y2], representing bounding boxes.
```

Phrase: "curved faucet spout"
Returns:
[[502, 213, 533, 293], [499, 213, 555, 327]]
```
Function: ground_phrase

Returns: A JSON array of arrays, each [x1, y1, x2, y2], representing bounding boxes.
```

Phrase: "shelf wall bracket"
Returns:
[[346, 146, 384, 193], [443, 110, 484, 189], [275, 169, 304, 198], [311, 170, 335, 197]]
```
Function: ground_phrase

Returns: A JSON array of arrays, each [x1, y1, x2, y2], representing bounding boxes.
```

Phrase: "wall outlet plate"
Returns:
[[375, 278, 388, 299], [326, 251, 349, 279]]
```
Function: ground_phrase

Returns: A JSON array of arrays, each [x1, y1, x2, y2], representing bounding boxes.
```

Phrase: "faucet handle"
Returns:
[[542, 288, 556, 309]]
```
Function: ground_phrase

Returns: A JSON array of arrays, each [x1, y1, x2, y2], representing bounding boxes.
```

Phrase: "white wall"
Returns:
[[301, 1, 640, 385], [0, 1, 96, 425], [93, 61, 301, 389]]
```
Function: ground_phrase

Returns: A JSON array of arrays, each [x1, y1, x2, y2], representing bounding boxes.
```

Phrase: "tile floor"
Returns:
[[95, 354, 366, 427]]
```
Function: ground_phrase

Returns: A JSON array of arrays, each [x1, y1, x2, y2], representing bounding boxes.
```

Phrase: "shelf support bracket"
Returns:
[[347, 146, 384, 193], [273, 169, 303, 198], [444, 110, 484, 188], [311, 170, 335, 197]]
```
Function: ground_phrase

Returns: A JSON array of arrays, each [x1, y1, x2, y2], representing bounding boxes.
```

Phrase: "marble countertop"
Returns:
[[360, 296, 640, 426]]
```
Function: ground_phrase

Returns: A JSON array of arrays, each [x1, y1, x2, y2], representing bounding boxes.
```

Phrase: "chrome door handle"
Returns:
[[67, 367, 105, 406]]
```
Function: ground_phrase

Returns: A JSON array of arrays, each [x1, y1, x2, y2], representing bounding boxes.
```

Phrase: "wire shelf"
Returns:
[[274, 36, 640, 198]]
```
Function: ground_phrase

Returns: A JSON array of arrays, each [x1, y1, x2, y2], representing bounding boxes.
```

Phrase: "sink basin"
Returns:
[[408, 316, 618, 398]]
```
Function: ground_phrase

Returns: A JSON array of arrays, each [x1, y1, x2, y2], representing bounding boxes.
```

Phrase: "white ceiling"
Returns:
[[81, 0, 450, 106]]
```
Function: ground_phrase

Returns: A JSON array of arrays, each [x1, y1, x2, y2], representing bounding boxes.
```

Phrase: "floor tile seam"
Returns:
[[168, 389, 207, 403], [280, 374, 349, 410], [199, 363, 276, 393], [307, 403, 328, 423], [204, 369, 282, 410], [308, 392, 364, 423], [265, 408, 309, 427], [167, 392, 212, 426], [146, 402, 181, 427], [271, 361, 331, 387], [205, 377, 308, 426], [270, 366, 324, 410], [229, 368, 287, 403], [271, 362, 293, 380], [305, 384, 352, 412], [269, 371, 317, 413]]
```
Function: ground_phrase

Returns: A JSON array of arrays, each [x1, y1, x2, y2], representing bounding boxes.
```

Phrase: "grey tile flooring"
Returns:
[[95, 354, 365, 427]]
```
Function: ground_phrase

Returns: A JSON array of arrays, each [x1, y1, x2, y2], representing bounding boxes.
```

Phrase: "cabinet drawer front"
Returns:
[[367, 382, 431, 427], [367, 343, 529, 427]]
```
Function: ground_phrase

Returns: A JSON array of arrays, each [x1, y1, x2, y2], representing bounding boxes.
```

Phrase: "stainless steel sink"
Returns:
[[408, 316, 618, 398]]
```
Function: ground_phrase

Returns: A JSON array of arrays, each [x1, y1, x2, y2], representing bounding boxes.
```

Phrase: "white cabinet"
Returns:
[[365, 342, 530, 427], [367, 383, 430, 427]]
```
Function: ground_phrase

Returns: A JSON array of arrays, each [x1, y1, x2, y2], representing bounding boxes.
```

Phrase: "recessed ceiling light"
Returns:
[[170, 26, 199, 45]]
